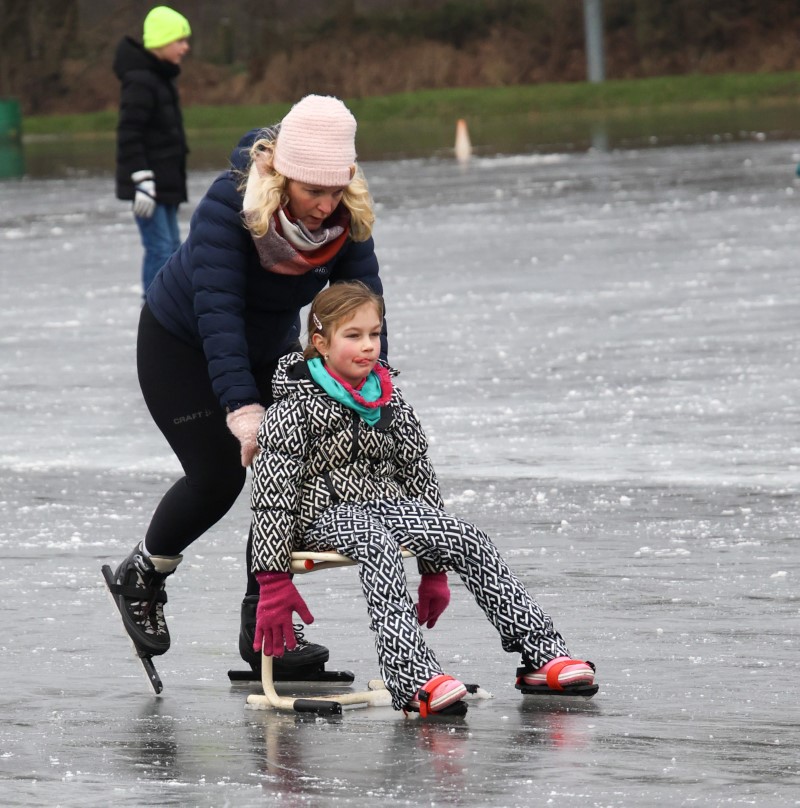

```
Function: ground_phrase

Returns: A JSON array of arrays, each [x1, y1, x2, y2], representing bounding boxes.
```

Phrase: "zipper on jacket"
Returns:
[[321, 472, 341, 505], [350, 411, 360, 464], [321, 413, 360, 506]]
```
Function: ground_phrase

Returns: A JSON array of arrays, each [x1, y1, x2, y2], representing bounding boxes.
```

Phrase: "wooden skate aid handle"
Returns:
[[289, 548, 415, 574]]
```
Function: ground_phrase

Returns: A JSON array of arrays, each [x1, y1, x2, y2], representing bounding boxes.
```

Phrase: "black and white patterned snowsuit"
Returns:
[[250, 355, 570, 708]]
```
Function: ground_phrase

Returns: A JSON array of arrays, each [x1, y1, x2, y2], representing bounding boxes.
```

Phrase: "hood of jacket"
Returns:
[[113, 35, 180, 81], [271, 352, 311, 402], [228, 124, 280, 174]]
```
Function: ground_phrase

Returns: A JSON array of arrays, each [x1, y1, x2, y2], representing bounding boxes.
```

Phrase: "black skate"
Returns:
[[227, 594, 354, 685], [101, 542, 182, 694]]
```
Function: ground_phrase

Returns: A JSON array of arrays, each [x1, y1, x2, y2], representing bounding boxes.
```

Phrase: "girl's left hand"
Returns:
[[416, 571, 450, 629]]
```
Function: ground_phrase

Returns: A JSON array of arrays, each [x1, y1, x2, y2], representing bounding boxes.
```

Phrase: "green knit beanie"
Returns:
[[143, 6, 191, 49]]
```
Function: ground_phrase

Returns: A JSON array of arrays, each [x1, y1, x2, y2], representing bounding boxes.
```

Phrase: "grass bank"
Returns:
[[22, 71, 800, 139]]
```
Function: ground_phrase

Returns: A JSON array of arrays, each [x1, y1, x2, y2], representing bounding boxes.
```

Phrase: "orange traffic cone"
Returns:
[[455, 118, 472, 163]]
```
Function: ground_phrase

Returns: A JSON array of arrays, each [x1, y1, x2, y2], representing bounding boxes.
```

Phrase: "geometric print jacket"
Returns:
[[250, 353, 445, 573]]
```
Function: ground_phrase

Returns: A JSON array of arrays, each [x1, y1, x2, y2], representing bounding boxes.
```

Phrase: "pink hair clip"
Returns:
[[312, 313, 323, 331]]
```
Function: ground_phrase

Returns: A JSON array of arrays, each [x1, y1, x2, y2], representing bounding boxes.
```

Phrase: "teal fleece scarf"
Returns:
[[307, 358, 388, 426]]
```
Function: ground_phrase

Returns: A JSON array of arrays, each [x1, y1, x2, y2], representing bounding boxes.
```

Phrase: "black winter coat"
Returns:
[[250, 355, 444, 573], [113, 36, 188, 205], [145, 130, 384, 412]]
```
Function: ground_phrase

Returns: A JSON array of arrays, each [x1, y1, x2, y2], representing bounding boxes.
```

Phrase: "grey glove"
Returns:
[[131, 170, 156, 219]]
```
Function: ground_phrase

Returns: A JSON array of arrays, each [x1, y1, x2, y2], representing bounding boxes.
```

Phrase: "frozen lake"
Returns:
[[0, 140, 798, 806]]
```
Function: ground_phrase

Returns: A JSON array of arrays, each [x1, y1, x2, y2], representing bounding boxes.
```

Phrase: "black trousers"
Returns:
[[136, 303, 282, 595]]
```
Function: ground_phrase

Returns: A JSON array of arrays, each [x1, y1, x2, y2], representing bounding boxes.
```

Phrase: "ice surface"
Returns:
[[0, 141, 798, 806]]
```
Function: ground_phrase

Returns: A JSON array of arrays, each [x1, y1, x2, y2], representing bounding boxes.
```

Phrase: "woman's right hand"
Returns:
[[254, 571, 314, 657], [226, 403, 266, 466]]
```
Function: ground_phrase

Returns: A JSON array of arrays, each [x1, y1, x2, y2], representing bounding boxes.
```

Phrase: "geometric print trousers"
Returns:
[[302, 498, 571, 709]]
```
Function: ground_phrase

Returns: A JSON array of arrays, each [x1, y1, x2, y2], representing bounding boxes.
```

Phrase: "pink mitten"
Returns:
[[416, 571, 450, 629], [254, 571, 314, 657], [226, 403, 266, 467]]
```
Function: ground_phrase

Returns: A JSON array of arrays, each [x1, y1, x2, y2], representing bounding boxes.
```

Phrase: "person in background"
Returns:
[[248, 282, 598, 716], [104, 95, 384, 682], [114, 5, 190, 294]]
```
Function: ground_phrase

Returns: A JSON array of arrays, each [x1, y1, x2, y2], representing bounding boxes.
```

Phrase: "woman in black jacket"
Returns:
[[104, 95, 384, 683], [114, 6, 190, 294]]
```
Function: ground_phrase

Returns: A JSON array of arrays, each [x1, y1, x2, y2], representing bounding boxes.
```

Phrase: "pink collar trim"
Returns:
[[324, 363, 393, 408]]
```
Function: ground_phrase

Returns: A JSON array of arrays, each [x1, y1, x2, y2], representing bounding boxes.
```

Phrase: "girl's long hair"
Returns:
[[238, 130, 375, 242]]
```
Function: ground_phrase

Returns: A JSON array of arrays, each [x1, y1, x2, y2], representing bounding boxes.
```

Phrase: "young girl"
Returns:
[[249, 282, 597, 716]]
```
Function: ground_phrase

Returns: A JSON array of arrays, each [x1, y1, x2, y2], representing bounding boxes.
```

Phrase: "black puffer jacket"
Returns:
[[145, 130, 383, 411], [113, 36, 188, 205], [250, 354, 444, 573]]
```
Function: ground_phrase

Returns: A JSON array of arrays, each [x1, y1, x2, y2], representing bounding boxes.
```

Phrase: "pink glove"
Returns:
[[226, 403, 266, 467], [416, 571, 450, 629], [254, 571, 314, 657]]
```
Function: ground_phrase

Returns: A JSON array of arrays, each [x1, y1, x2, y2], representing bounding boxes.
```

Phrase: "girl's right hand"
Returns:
[[253, 571, 314, 656]]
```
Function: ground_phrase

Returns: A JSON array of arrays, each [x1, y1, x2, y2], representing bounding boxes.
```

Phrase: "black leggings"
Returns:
[[137, 304, 280, 595]]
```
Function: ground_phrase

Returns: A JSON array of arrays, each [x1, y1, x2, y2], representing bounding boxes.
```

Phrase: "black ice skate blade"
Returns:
[[404, 699, 469, 719], [228, 667, 356, 685], [101, 564, 163, 695], [516, 682, 599, 698]]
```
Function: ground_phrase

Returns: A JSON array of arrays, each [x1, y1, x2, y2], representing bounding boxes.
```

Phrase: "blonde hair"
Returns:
[[303, 282, 385, 361], [239, 131, 375, 242]]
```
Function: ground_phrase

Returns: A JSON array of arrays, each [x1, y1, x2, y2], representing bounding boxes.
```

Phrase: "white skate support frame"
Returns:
[[246, 549, 415, 715]]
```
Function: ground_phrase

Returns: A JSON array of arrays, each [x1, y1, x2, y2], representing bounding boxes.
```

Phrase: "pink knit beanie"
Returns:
[[273, 95, 357, 186]]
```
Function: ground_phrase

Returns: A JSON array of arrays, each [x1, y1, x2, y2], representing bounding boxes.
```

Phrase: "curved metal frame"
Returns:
[[246, 549, 413, 714]]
